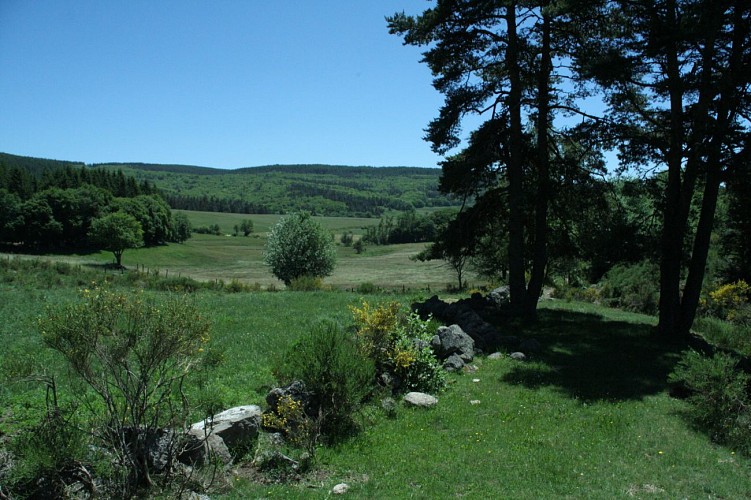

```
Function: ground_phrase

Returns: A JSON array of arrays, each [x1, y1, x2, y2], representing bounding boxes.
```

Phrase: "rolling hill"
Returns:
[[0, 152, 459, 217], [93, 162, 459, 217]]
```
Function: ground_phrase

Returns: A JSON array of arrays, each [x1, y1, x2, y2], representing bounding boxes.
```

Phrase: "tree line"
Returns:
[[389, 0, 751, 339], [0, 161, 190, 260]]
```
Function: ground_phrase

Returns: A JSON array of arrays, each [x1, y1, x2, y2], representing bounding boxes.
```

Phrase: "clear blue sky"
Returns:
[[1, 1, 448, 169]]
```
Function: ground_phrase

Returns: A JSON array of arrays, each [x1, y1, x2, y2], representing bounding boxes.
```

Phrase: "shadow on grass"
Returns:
[[499, 307, 685, 402]]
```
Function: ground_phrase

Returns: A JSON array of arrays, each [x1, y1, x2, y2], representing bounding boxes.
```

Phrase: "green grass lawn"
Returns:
[[2, 265, 750, 498]]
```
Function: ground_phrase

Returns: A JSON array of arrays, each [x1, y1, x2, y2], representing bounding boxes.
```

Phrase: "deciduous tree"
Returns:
[[263, 212, 336, 286], [88, 212, 144, 267]]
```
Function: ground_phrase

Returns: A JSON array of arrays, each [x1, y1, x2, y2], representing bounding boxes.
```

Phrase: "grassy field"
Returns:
[[2, 220, 750, 498], [2, 210, 478, 290], [2, 258, 750, 498]]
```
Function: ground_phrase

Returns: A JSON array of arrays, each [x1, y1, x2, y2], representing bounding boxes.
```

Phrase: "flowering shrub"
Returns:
[[349, 300, 401, 367], [700, 280, 751, 324], [39, 284, 211, 493], [261, 395, 312, 449], [350, 301, 445, 394]]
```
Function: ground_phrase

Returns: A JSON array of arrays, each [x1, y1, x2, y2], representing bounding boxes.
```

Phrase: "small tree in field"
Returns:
[[263, 212, 336, 286], [240, 219, 253, 236], [88, 212, 144, 267]]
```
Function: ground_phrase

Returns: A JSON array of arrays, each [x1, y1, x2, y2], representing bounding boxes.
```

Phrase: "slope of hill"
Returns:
[[95, 162, 457, 217], [1, 152, 458, 217], [0, 152, 85, 176]]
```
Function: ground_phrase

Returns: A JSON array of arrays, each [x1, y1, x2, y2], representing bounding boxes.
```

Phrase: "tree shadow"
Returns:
[[498, 307, 686, 402]]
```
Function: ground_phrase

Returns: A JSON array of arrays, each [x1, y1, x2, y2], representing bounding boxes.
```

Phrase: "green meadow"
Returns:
[[1, 252, 750, 498], [13, 210, 475, 290]]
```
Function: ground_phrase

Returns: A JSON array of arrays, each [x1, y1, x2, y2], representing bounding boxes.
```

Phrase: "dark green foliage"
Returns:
[[0, 189, 23, 242], [723, 153, 751, 283], [352, 239, 365, 254], [274, 321, 375, 439], [239, 219, 254, 236], [115, 195, 174, 246], [363, 209, 449, 245], [88, 212, 144, 267], [263, 212, 336, 286], [193, 224, 222, 235], [670, 351, 751, 455], [599, 261, 660, 315], [171, 212, 192, 243], [0, 153, 184, 253], [102, 163, 459, 217], [340, 231, 353, 246], [0, 152, 158, 200]]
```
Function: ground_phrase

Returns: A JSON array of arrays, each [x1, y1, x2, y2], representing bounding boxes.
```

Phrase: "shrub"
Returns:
[[39, 286, 211, 494], [355, 282, 380, 294], [700, 280, 751, 324], [693, 316, 751, 356], [669, 350, 751, 454], [598, 261, 659, 315], [350, 300, 401, 368], [391, 312, 446, 394], [350, 301, 445, 394], [274, 321, 375, 441], [193, 224, 221, 235], [261, 394, 314, 453], [263, 212, 336, 286]]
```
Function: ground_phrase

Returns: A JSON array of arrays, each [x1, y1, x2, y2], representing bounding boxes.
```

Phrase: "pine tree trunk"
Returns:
[[524, 8, 552, 319], [505, 4, 527, 316]]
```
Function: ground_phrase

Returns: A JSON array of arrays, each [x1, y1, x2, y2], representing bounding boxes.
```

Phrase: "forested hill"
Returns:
[[0, 152, 85, 176], [94, 162, 458, 217]]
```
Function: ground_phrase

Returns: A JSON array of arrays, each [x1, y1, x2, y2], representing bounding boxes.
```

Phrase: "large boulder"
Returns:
[[487, 285, 511, 308], [431, 324, 475, 362], [186, 405, 262, 464]]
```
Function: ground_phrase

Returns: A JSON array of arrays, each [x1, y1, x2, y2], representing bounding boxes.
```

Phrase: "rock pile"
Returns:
[[413, 289, 541, 355]]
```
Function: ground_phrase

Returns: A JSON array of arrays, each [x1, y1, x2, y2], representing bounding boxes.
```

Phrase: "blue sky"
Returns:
[[1, 1, 449, 169]]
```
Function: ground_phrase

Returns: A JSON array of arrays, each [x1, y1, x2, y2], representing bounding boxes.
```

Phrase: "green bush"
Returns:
[[669, 350, 751, 454], [355, 282, 380, 294], [39, 286, 212, 493], [599, 261, 659, 315], [693, 316, 751, 356], [392, 312, 446, 394], [350, 301, 445, 394], [274, 320, 375, 441], [263, 212, 336, 286]]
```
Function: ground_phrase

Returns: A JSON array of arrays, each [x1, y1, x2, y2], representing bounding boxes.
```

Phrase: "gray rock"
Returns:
[[403, 392, 438, 407], [187, 405, 262, 464], [433, 324, 475, 361], [487, 352, 504, 360], [332, 483, 350, 495], [488, 285, 511, 307], [509, 352, 526, 360], [443, 353, 465, 372]]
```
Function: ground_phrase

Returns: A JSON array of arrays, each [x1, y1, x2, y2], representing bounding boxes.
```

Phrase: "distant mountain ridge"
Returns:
[[2, 152, 457, 217]]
